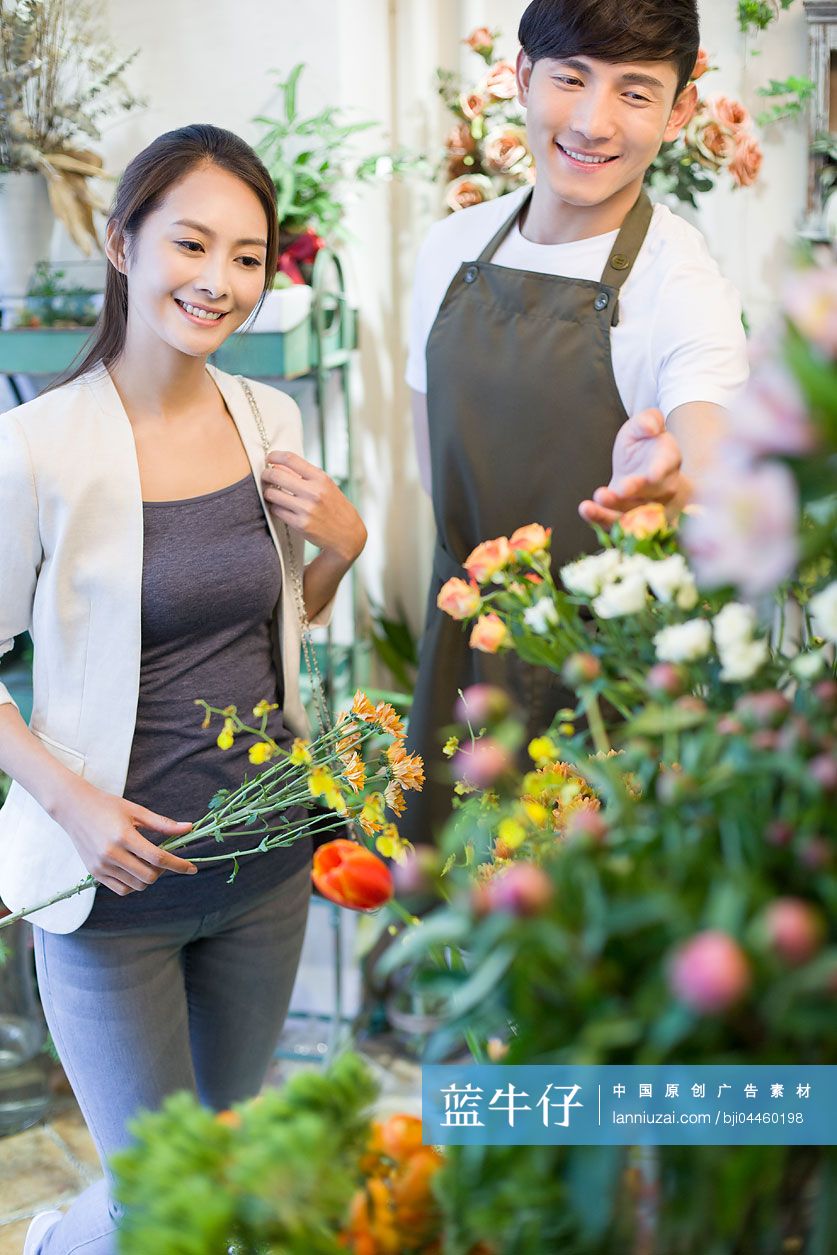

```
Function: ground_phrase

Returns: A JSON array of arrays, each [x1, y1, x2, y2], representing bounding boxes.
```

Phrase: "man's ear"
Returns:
[[664, 81, 698, 143], [104, 221, 128, 275], [516, 49, 533, 107]]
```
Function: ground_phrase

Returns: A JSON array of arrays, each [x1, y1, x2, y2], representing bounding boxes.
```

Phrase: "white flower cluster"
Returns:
[[651, 601, 770, 681], [560, 550, 699, 620], [810, 581, 837, 646]]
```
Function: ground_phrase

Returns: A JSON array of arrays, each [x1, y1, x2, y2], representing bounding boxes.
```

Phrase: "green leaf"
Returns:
[[448, 944, 514, 1017]]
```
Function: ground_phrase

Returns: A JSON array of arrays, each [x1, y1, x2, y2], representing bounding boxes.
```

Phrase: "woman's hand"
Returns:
[[53, 777, 197, 896], [262, 451, 367, 563]]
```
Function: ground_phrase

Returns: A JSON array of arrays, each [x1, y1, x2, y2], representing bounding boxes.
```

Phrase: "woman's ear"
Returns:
[[104, 221, 127, 274], [516, 49, 533, 107], [664, 81, 698, 143]]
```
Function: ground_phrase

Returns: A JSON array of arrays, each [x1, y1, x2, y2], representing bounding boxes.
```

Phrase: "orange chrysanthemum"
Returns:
[[341, 751, 366, 793], [351, 690, 378, 722], [385, 779, 406, 817], [375, 701, 406, 741], [386, 743, 425, 792]]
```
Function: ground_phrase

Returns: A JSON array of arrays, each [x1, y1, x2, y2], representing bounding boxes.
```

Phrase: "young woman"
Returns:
[[0, 124, 366, 1254]]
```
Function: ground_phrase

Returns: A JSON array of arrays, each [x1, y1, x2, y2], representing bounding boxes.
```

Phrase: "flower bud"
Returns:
[[453, 684, 510, 726], [565, 805, 608, 844], [717, 716, 744, 736], [646, 662, 686, 699], [562, 652, 601, 687], [669, 931, 751, 1014], [453, 737, 513, 788], [757, 898, 825, 966], [809, 752, 837, 793], [734, 691, 790, 729], [473, 863, 553, 918]]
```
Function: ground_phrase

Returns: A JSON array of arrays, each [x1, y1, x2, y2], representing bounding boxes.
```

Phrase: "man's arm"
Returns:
[[578, 400, 729, 528], [412, 388, 432, 497]]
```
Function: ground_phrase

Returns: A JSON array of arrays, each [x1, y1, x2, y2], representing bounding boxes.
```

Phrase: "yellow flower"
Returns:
[[351, 690, 378, 722], [290, 738, 313, 766], [375, 824, 413, 865], [252, 699, 279, 719], [358, 792, 386, 836], [442, 735, 460, 759], [523, 800, 549, 828], [248, 741, 275, 765], [497, 817, 527, 850], [384, 780, 406, 817], [375, 701, 406, 741], [386, 743, 425, 792], [341, 751, 366, 792], [216, 718, 236, 751], [528, 736, 559, 765], [308, 766, 347, 814]]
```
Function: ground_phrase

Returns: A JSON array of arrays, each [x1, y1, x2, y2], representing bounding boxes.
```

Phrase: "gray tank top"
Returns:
[[80, 472, 311, 930]]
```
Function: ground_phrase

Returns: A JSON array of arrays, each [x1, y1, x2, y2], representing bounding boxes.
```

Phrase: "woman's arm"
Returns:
[[261, 450, 367, 620]]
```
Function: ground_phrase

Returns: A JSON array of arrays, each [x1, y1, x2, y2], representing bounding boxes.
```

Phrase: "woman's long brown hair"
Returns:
[[54, 124, 278, 388]]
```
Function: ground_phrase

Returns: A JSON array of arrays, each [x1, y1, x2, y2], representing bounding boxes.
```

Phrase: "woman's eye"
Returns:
[[176, 240, 203, 253], [239, 256, 262, 268]]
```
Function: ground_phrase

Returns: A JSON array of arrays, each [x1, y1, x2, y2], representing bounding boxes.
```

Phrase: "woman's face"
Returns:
[[108, 162, 270, 358]]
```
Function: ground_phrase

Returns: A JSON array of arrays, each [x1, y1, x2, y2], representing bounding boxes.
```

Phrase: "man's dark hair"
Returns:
[[518, 0, 700, 99]]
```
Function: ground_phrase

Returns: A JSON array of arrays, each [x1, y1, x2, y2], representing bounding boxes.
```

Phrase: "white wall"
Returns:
[[60, 0, 810, 632]]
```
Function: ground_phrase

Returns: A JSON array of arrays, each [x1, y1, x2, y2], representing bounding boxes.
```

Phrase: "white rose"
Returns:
[[560, 549, 621, 597], [644, 554, 697, 608], [809, 581, 837, 645], [654, 619, 713, 663], [790, 649, 826, 681], [523, 597, 559, 635], [718, 637, 769, 682], [593, 573, 648, 619], [712, 602, 758, 650]]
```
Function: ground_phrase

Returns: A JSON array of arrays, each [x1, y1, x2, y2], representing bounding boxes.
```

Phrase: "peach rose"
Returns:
[[620, 502, 668, 539], [437, 576, 481, 620], [444, 173, 496, 212], [469, 613, 509, 654], [509, 523, 551, 554], [728, 133, 763, 188], [482, 60, 518, 100], [463, 536, 511, 583], [686, 112, 732, 168], [483, 124, 533, 175], [459, 90, 486, 120], [465, 26, 495, 55], [690, 48, 711, 81], [709, 94, 751, 132], [445, 121, 476, 157]]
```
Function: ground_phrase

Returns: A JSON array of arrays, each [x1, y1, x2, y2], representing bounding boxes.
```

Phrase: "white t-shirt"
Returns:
[[406, 187, 748, 420]]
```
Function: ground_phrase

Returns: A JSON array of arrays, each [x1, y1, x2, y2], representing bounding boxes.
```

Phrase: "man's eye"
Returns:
[[556, 76, 582, 87], [626, 93, 651, 103]]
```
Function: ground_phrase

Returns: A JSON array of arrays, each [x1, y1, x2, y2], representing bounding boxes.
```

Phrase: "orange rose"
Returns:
[[483, 60, 518, 100], [509, 523, 551, 554], [312, 839, 393, 910], [728, 133, 763, 188], [620, 502, 668, 539], [465, 26, 495, 55], [691, 48, 711, 81], [709, 94, 751, 132], [463, 536, 511, 583], [445, 121, 476, 157], [482, 124, 532, 175], [437, 576, 481, 619], [469, 613, 509, 654], [444, 173, 496, 212], [459, 90, 486, 120]]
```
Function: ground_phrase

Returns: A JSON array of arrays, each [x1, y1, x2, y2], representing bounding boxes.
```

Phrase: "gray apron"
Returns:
[[404, 190, 654, 843]]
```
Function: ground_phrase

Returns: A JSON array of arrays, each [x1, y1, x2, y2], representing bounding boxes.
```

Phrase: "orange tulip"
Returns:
[[312, 839, 394, 910]]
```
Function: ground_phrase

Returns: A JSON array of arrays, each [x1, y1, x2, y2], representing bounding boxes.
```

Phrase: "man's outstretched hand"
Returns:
[[578, 408, 690, 529]]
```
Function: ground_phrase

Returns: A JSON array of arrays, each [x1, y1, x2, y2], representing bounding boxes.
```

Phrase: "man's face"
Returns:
[[517, 53, 696, 210]]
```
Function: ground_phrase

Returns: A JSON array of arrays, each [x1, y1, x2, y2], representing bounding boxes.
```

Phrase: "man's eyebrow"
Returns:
[[556, 57, 666, 92], [172, 218, 268, 248]]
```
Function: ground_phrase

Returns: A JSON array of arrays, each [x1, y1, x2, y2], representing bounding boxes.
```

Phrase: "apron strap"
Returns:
[[476, 189, 534, 263], [595, 191, 654, 327]]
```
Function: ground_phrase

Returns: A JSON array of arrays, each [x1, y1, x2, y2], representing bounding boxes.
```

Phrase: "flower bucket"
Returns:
[[249, 284, 313, 334]]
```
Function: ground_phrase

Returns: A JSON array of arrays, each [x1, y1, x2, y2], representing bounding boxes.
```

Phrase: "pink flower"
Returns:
[[469, 613, 509, 654], [509, 523, 551, 554], [759, 899, 825, 966], [453, 736, 512, 787], [683, 460, 799, 597], [454, 684, 510, 725], [619, 502, 668, 539], [691, 48, 711, 81], [473, 863, 553, 918], [783, 266, 837, 359], [459, 91, 486, 120], [686, 111, 732, 168], [464, 26, 495, 55], [444, 173, 495, 211], [482, 124, 532, 175], [463, 536, 511, 583], [482, 60, 518, 101], [708, 94, 751, 132], [731, 351, 816, 457], [669, 931, 751, 1014], [728, 133, 763, 188], [436, 577, 481, 620]]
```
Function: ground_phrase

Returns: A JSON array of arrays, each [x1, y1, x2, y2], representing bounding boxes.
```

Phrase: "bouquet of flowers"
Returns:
[[0, 690, 424, 935]]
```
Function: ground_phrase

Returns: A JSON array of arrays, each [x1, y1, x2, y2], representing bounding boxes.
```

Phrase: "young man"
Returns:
[[402, 0, 749, 842]]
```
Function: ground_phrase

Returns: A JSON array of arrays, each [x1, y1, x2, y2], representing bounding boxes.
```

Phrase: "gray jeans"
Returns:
[[32, 863, 311, 1254]]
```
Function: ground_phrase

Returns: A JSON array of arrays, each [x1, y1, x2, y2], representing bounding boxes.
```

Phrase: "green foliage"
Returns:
[[737, 0, 796, 34], [368, 603, 418, 698], [112, 1052, 378, 1254], [645, 142, 715, 208], [756, 76, 815, 126], [15, 261, 99, 327]]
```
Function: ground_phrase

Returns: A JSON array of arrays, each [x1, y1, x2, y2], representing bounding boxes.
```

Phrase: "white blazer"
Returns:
[[0, 364, 328, 933]]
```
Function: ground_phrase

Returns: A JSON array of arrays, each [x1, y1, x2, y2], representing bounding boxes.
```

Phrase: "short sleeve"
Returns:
[[405, 228, 435, 395], [0, 414, 41, 708], [650, 251, 749, 419]]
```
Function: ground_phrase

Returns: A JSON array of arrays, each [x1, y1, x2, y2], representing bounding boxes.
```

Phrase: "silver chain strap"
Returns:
[[238, 376, 332, 736]]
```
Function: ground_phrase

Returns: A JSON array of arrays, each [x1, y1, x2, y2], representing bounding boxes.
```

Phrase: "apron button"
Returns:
[[610, 253, 629, 270], [464, 266, 478, 284], [594, 292, 609, 311]]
